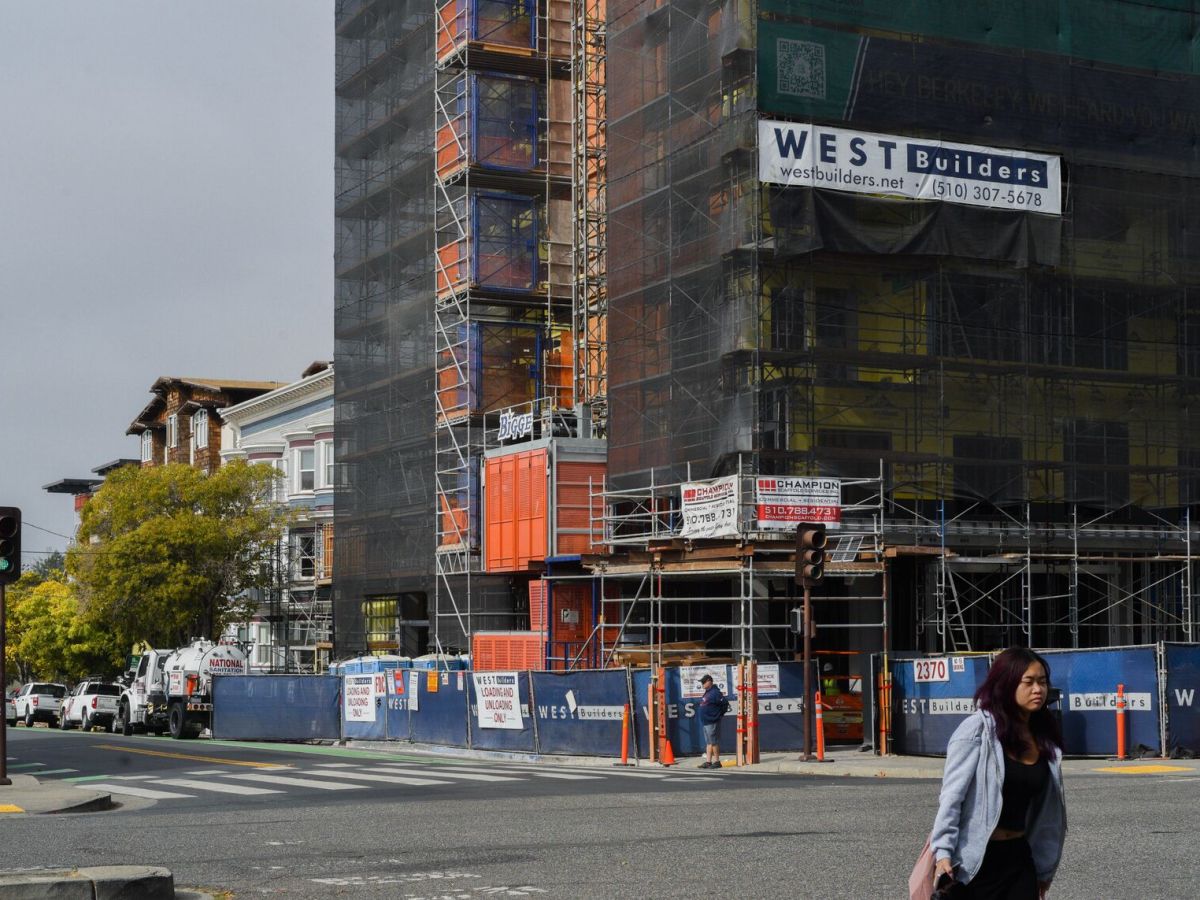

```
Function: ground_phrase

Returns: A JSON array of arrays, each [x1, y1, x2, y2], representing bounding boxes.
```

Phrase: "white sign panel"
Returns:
[[473, 671, 524, 729], [900, 697, 977, 715], [343, 674, 377, 723], [680, 664, 731, 699], [408, 670, 420, 712], [759, 120, 1062, 216], [755, 477, 841, 530], [1069, 692, 1152, 712], [680, 476, 740, 539], [913, 658, 951, 683], [756, 664, 781, 697]]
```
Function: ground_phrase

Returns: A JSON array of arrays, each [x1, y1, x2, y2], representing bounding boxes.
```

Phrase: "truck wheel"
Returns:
[[24, 712, 35, 728], [168, 703, 189, 740], [81, 711, 92, 732], [118, 702, 133, 737], [60, 714, 71, 730]]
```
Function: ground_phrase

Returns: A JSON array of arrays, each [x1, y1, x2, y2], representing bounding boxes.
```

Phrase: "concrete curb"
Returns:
[[0, 774, 114, 816], [0, 866, 173, 899]]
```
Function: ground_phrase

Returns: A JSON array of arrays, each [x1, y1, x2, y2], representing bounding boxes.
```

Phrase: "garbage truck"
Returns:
[[115, 639, 248, 739]]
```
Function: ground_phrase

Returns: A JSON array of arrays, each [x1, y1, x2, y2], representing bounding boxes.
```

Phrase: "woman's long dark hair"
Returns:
[[974, 647, 1062, 759]]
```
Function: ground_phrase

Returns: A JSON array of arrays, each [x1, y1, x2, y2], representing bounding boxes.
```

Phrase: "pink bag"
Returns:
[[908, 836, 935, 900]]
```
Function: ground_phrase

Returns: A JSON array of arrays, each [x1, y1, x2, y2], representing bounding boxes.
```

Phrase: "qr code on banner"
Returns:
[[777, 38, 826, 99]]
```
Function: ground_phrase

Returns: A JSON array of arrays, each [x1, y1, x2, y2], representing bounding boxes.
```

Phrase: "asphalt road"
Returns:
[[5, 725, 1199, 898]]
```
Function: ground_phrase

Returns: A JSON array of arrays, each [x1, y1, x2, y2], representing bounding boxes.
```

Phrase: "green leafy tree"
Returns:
[[68, 460, 287, 651], [4, 573, 120, 681]]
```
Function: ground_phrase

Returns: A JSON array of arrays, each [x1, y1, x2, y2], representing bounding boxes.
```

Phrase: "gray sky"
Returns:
[[0, 3, 333, 560]]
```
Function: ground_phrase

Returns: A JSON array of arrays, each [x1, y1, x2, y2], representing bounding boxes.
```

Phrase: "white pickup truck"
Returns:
[[13, 682, 68, 727], [60, 681, 122, 732]]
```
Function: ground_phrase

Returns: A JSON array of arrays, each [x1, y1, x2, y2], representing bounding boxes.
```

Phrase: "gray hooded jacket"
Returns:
[[931, 710, 1067, 884]]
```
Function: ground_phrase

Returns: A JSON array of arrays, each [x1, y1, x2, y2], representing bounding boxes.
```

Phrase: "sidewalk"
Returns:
[[345, 740, 1200, 779], [0, 773, 112, 815]]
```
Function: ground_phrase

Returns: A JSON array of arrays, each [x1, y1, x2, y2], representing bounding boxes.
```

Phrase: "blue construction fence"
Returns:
[[212, 662, 817, 757], [888, 643, 1200, 758]]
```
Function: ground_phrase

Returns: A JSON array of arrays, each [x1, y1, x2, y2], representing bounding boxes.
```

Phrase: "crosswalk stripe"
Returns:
[[187, 769, 237, 776], [107, 775, 158, 781], [8, 763, 44, 770], [154, 778, 283, 796], [421, 765, 601, 781], [300, 769, 453, 787], [83, 783, 195, 800], [374, 766, 521, 783], [219, 772, 365, 791], [34, 769, 78, 776]]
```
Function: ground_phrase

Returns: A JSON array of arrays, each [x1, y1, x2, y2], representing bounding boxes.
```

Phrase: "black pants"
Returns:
[[963, 838, 1037, 900]]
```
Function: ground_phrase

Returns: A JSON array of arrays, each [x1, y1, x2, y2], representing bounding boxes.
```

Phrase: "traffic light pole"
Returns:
[[1, 582, 10, 785], [801, 582, 812, 761]]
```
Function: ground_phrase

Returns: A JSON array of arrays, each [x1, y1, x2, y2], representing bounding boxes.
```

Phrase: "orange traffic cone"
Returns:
[[660, 738, 676, 767]]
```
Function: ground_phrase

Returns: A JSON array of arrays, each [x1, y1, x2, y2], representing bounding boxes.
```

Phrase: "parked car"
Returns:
[[60, 681, 122, 732], [4, 692, 15, 727], [13, 682, 68, 727]]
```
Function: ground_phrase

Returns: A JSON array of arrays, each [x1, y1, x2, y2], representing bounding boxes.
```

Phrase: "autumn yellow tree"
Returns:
[[68, 460, 287, 651], [4, 572, 120, 681]]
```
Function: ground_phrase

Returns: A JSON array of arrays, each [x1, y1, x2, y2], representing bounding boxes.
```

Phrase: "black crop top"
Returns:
[[997, 752, 1050, 832]]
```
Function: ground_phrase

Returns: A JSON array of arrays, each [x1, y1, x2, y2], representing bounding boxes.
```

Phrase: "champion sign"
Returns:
[[758, 120, 1062, 216]]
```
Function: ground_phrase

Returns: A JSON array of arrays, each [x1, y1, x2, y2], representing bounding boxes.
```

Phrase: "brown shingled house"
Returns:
[[127, 377, 286, 474]]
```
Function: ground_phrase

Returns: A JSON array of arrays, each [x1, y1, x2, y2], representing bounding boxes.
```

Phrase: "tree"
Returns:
[[4, 572, 120, 681], [31, 550, 66, 579], [68, 460, 287, 651]]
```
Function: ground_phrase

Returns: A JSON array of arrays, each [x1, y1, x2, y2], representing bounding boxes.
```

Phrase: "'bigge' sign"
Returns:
[[758, 120, 1061, 216]]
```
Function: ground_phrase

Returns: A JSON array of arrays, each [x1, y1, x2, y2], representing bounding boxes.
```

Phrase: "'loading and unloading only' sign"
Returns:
[[759, 120, 1062, 215]]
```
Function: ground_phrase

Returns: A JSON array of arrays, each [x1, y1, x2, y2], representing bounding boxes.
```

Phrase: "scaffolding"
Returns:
[[431, 0, 582, 652], [597, 0, 1200, 659], [334, 1, 1200, 660]]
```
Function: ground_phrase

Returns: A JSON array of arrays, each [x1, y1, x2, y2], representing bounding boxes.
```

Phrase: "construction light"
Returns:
[[795, 521, 827, 587], [0, 506, 20, 586]]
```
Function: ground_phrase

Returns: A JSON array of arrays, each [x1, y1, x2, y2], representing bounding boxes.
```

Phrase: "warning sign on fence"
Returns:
[[343, 674, 376, 723], [473, 671, 524, 729]]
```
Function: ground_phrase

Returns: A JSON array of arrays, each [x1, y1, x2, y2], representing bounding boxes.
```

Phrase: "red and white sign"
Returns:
[[755, 477, 841, 530], [913, 658, 950, 683], [681, 476, 740, 539]]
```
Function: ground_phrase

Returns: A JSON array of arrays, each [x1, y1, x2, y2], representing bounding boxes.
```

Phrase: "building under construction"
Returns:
[[335, 0, 1200, 673]]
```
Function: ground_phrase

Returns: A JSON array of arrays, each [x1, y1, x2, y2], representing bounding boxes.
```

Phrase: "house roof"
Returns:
[[126, 376, 287, 434]]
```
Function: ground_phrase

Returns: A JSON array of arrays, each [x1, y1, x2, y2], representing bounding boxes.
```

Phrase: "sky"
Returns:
[[0, 2, 334, 560]]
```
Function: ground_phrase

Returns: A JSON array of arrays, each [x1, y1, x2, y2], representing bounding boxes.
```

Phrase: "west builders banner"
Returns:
[[759, 120, 1062, 215]]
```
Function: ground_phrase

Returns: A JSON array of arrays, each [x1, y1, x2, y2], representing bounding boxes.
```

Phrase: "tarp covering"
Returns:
[[406, 668, 471, 748], [1163, 644, 1200, 755], [531, 669, 631, 757], [1043, 646, 1161, 757], [212, 675, 341, 741], [769, 188, 1061, 266], [890, 646, 1164, 757], [890, 655, 991, 756]]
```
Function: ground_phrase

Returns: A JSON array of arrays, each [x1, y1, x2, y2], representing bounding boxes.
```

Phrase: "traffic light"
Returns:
[[0, 506, 19, 586], [795, 521, 827, 587]]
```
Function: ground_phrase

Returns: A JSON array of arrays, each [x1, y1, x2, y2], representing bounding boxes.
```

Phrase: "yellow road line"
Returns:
[[0, 804, 24, 814], [1093, 764, 1197, 774], [95, 744, 287, 769]]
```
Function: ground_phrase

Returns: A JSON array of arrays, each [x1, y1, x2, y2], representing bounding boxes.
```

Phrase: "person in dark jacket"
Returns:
[[698, 674, 728, 769]]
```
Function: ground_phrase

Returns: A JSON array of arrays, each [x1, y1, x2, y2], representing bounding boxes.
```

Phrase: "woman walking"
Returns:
[[929, 647, 1067, 898]]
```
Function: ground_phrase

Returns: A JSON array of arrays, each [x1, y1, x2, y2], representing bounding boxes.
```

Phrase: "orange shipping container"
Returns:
[[483, 438, 605, 572], [472, 631, 544, 672]]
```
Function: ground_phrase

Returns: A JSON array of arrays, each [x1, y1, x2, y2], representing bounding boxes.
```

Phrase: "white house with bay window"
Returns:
[[219, 361, 335, 673]]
